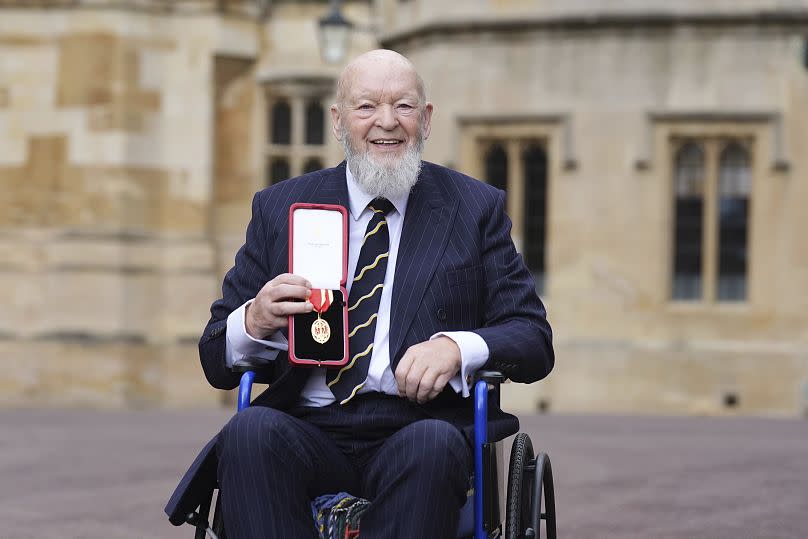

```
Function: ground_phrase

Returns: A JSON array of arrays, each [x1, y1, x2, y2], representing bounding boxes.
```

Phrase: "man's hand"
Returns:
[[245, 274, 312, 339], [395, 336, 461, 404]]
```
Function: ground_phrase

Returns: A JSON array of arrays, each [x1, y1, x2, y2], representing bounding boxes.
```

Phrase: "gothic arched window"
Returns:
[[267, 157, 290, 185], [305, 100, 325, 145], [303, 157, 323, 174], [523, 143, 548, 293], [672, 142, 705, 300], [717, 143, 751, 301], [271, 101, 291, 145], [484, 143, 508, 192]]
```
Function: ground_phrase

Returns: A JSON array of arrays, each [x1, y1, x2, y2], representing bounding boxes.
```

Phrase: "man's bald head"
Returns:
[[329, 49, 433, 200], [334, 49, 426, 108]]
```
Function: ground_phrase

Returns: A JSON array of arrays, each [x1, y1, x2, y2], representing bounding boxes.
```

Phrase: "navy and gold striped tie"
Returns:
[[327, 198, 394, 404]]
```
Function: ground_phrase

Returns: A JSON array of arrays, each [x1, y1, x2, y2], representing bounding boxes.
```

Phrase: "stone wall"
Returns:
[[386, 11, 808, 415], [0, 9, 225, 407], [1, 1, 806, 414], [0, 1, 375, 408]]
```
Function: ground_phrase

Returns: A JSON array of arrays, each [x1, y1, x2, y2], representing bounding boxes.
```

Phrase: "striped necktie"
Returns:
[[327, 197, 394, 405]]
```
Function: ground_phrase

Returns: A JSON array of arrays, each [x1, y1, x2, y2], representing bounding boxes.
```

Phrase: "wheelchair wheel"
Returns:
[[505, 433, 557, 539], [506, 433, 534, 539]]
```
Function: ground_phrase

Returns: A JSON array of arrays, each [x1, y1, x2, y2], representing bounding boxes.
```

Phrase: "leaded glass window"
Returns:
[[484, 144, 508, 192], [271, 101, 291, 145], [717, 143, 751, 301], [305, 100, 325, 145], [268, 157, 290, 185], [303, 157, 323, 174], [672, 142, 705, 300], [523, 143, 548, 294]]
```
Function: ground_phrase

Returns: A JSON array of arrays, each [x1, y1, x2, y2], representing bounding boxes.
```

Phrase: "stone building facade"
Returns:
[[1, 0, 806, 415]]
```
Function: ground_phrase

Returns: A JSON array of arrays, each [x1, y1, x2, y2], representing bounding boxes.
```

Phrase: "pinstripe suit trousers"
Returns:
[[216, 393, 472, 538]]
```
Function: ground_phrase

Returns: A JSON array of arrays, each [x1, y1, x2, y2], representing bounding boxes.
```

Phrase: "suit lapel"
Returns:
[[310, 163, 349, 207], [305, 163, 457, 366], [390, 164, 458, 365]]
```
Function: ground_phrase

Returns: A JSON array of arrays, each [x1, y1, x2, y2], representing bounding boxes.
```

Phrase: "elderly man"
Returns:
[[167, 49, 553, 538]]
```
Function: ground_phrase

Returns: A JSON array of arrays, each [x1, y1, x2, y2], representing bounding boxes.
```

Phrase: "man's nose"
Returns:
[[374, 104, 399, 130]]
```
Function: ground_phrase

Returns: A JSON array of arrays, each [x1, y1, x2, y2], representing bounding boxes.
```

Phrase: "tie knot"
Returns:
[[368, 198, 394, 216]]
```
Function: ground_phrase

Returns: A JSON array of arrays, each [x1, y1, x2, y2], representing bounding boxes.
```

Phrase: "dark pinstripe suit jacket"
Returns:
[[165, 161, 553, 524]]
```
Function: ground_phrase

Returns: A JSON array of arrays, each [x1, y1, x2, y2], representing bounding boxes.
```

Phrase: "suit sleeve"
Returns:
[[199, 192, 277, 390], [472, 189, 554, 383]]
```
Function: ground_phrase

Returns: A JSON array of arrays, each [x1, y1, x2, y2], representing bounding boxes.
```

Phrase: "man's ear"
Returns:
[[330, 104, 342, 141], [422, 102, 434, 140]]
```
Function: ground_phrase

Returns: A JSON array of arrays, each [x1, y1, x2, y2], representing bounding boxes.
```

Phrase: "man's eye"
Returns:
[[358, 104, 374, 110]]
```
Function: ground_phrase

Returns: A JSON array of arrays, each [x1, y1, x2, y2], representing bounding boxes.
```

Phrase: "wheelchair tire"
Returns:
[[534, 452, 557, 539], [505, 432, 534, 539]]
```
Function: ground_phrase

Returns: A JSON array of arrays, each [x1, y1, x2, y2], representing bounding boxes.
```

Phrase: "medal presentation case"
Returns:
[[288, 203, 349, 367]]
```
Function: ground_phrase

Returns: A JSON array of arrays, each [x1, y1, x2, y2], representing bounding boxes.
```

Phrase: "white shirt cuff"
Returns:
[[431, 331, 490, 398], [225, 300, 288, 368]]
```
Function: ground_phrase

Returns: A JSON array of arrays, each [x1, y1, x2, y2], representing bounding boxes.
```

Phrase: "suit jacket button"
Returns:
[[437, 307, 447, 321]]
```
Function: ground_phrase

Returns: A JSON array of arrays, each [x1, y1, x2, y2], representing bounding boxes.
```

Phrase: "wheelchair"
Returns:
[[182, 370, 556, 539]]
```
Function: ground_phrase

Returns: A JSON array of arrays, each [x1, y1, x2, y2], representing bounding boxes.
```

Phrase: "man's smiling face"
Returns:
[[332, 53, 433, 169]]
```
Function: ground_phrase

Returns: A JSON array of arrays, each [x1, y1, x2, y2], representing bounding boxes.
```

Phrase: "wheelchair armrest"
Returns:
[[233, 363, 276, 411], [474, 370, 504, 388], [474, 370, 504, 410], [231, 363, 273, 374]]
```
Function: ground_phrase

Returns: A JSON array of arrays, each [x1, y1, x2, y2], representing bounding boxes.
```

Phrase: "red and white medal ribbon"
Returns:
[[309, 289, 333, 344]]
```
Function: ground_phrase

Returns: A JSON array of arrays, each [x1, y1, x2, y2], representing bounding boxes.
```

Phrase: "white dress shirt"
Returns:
[[225, 166, 489, 406]]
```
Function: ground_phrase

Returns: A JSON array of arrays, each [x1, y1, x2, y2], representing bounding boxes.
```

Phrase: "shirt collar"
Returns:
[[345, 164, 409, 221]]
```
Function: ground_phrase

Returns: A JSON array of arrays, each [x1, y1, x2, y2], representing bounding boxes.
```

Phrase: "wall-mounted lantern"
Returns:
[[318, 0, 353, 64]]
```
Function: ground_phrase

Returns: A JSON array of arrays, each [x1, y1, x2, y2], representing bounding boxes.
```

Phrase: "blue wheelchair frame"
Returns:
[[184, 369, 555, 539]]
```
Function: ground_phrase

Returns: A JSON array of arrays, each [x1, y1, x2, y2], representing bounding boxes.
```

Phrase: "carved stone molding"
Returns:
[[635, 110, 790, 172], [457, 113, 577, 171], [0, 0, 271, 19], [258, 72, 336, 97], [380, 10, 808, 50]]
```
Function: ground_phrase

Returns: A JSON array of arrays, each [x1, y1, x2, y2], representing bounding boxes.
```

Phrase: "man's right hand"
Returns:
[[245, 273, 313, 339]]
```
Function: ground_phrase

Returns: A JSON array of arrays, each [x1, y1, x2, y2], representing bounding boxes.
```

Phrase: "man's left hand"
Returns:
[[395, 336, 461, 404]]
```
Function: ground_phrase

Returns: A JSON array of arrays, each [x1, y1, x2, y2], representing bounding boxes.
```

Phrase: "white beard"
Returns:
[[340, 126, 424, 200]]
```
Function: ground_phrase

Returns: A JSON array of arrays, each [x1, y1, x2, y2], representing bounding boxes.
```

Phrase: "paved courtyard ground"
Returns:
[[1, 408, 806, 538]]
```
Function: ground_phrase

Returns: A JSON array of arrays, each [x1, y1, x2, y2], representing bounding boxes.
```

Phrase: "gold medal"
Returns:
[[311, 317, 331, 344], [309, 289, 334, 344]]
